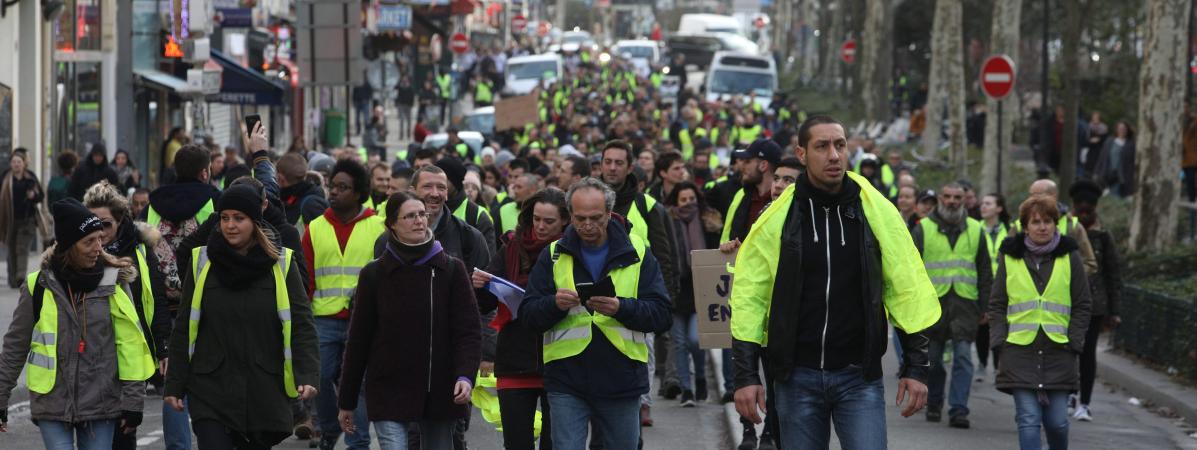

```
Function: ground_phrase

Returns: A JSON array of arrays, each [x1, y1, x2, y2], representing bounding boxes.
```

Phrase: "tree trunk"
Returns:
[[980, 0, 1022, 196], [1057, 0, 1088, 203], [920, 0, 966, 169], [821, 0, 845, 89], [1130, 0, 1188, 253], [860, 0, 892, 123], [800, 0, 821, 83]]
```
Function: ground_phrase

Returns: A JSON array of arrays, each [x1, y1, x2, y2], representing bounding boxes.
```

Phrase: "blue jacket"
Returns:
[[519, 218, 672, 399]]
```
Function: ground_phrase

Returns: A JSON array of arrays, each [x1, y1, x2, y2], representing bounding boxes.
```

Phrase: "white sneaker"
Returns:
[[1073, 405, 1093, 421], [1067, 393, 1078, 414]]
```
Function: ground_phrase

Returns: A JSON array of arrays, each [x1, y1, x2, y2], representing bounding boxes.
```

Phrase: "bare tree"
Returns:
[[1057, 0, 1090, 203], [821, 0, 846, 89], [860, 0, 893, 123], [920, 0, 967, 175], [979, 0, 1022, 196], [1130, 0, 1189, 252], [800, 0, 821, 83]]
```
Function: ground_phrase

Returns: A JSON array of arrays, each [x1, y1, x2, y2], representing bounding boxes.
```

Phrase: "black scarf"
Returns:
[[103, 219, 139, 257], [206, 230, 277, 291], [52, 258, 105, 294], [386, 230, 433, 264]]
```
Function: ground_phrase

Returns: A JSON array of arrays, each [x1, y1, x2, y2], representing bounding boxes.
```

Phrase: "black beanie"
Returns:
[[217, 185, 264, 222], [52, 199, 105, 252], [435, 157, 466, 193]]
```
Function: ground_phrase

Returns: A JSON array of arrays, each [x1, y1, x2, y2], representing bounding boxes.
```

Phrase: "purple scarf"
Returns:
[[1023, 230, 1060, 267]]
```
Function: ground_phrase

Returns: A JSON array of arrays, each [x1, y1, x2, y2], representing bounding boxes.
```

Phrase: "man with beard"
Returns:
[[909, 182, 992, 429]]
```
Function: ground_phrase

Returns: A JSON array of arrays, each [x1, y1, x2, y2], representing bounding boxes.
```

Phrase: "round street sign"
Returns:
[[450, 32, 470, 54], [512, 15, 527, 34], [980, 55, 1017, 100], [840, 39, 857, 65]]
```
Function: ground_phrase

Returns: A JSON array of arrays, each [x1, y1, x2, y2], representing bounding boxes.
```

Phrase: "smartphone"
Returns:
[[244, 114, 261, 134], [575, 282, 596, 302]]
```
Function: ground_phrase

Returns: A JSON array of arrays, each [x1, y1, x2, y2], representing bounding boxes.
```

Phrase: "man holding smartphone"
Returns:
[[520, 178, 672, 450]]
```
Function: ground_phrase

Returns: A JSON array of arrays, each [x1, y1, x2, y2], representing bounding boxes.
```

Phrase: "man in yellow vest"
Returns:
[[718, 139, 781, 249], [497, 173, 540, 236], [474, 74, 494, 108], [732, 116, 940, 449], [598, 140, 682, 422], [437, 71, 454, 125], [363, 162, 391, 213], [735, 111, 764, 147], [300, 159, 384, 450], [519, 178, 671, 449], [436, 157, 496, 254], [909, 182, 992, 429]]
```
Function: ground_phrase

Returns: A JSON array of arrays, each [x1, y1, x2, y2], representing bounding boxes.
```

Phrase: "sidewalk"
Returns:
[[1095, 335, 1197, 430]]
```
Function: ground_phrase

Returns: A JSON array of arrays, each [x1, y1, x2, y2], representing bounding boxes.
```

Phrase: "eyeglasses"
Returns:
[[400, 211, 429, 222]]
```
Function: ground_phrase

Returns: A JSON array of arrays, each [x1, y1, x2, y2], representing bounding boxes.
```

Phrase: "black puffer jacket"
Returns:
[[989, 234, 1091, 393], [69, 146, 120, 201]]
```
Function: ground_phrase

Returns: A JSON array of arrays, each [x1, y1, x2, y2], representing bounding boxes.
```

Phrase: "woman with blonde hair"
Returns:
[[0, 198, 150, 448], [164, 184, 319, 449]]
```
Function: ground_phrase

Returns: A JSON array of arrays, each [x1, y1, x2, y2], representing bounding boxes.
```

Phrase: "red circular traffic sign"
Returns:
[[840, 39, 857, 65], [450, 32, 470, 54], [980, 55, 1017, 100], [511, 15, 527, 33]]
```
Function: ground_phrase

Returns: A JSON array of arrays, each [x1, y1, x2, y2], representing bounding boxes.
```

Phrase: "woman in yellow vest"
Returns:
[[976, 192, 1010, 380], [988, 195, 1091, 450], [336, 192, 481, 448], [0, 199, 148, 448], [163, 185, 319, 449]]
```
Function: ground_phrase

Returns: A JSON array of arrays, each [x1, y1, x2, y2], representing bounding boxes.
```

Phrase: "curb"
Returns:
[[1096, 339, 1197, 426], [712, 349, 759, 448]]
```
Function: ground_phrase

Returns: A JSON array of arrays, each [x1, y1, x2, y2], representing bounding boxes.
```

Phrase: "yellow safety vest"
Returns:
[[308, 214, 386, 316], [475, 80, 493, 103], [544, 235, 650, 363], [1004, 253, 1072, 345], [729, 172, 941, 345], [498, 201, 520, 234], [851, 160, 897, 198], [679, 128, 694, 160], [984, 223, 1008, 276], [623, 194, 657, 247], [471, 371, 544, 435], [24, 270, 154, 394], [453, 199, 492, 226], [920, 218, 982, 300], [721, 188, 747, 243], [134, 244, 156, 354], [363, 196, 387, 215], [736, 125, 762, 145], [437, 74, 453, 99], [147, 200, 214, 227], [189, 247, 299, 397]]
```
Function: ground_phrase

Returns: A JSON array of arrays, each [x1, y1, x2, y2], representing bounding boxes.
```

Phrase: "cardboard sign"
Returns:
[[494, 91, 539, 131], [692, 249, 736, 349]]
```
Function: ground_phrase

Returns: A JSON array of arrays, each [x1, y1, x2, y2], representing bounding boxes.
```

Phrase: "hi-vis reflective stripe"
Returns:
[[1009, 323, 1068, 334], [313, 267, 362, 277], [315, 288, 354, 298], [31, 331, 55, 346], [26, 352, 54, 369], [929, 275, 977, 285], [924, 260, 976, 270], [1008, 301, 1071, 315], [546, 325, 589, 344]]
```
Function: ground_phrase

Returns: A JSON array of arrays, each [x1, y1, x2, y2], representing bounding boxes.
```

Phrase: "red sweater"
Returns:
[[302, 207, 379, 319]]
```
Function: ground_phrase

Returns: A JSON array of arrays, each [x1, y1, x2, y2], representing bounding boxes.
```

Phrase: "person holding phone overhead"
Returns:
[[520, 178, 672, 450]]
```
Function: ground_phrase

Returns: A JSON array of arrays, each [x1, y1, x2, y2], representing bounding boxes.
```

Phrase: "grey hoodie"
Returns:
[[0, 248, 145, 422]]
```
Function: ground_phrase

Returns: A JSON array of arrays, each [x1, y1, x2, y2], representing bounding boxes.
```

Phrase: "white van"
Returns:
[[678, 14, 744, 37], [612, 40, 661, 77], [705, 51, 777, 110], [503, 53, 564, 96]]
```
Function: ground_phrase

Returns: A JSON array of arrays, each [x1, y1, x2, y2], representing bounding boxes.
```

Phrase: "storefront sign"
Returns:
[[377, 5, 411, 31]]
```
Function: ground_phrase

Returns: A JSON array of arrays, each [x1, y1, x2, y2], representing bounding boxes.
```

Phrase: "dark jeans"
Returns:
[[314, 317, 371, 449], [1184, 168, 1197, 202], [1012, 389, 1069, 450], [193, 420, 270, 450], [1079, 315, 1104, 405], [774, 366, 886, 450], [112, 428, 136, 450], [976, 324, 991, 368], [498, 388, 552, 450]]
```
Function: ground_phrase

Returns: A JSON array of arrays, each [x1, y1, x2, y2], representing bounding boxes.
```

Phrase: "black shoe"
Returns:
[[663, 382, 682, 400], [681, 390, 696, 407], [758, 430, 777, 450], [721, 391, 734, 404], [695, 379, 708, 402], [926, 409, 942, 422], [738, 427, 758, 450], [949, 414, 971, 429]]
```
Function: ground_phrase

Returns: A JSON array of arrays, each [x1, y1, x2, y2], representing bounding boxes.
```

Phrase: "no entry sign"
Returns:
[[981, 55, 1016, 100], [450, 32, 470, 54], [840, 39, 857, 65], [511, 15, 527, 33]]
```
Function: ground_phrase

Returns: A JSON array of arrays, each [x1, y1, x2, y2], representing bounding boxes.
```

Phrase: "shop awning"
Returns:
[[134, 69, 190, 93], [207, 49, 285, 105]]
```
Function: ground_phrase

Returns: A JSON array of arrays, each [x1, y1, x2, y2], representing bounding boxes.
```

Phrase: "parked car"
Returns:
[[503, 53, 564, 96], [463, 106, 495, 139]]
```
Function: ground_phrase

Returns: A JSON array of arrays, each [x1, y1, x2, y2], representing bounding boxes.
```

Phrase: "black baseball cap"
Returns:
[[733, 139, 783, 166]]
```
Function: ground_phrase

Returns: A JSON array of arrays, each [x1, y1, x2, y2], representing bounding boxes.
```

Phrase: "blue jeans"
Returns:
[[547, 392, 640, 450], [315, 317, 372, 449], [928, 339, 975, 417], [1012, 389, 1070, 450], [774, 366, 887, 450], [671, 313, 706, 391], [163, 397, 192, 450], [39, 420, 116, 450], [373, 420, 454, 450]]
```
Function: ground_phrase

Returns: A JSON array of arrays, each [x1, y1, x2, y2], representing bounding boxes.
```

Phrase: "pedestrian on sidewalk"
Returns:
[[0, 151, 45, 288], [731, 116, 939, 450], [164, 184, 320, 449], [337, 191, 481, 450], [910, 182, 992, 429], [520, 178, 672, 450], [665, 182, 721, 407], [0, 199, 150, 448], [68, 144, 120, 201], [473, 188, 569, 450], [989, 194, 1091, 450], [1068, 180, 1122, 422]]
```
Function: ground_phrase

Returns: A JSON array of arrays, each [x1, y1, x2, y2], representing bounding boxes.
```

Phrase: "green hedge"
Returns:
[[1112, 285, 1197, 384]]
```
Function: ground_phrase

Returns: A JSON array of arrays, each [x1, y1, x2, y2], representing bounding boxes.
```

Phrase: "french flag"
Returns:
[[486, 275, 526, 331]]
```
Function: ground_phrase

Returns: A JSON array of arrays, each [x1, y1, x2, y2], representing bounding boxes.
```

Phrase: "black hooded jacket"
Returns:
[[281, 181, 329, 226], [175, 203, 307, 289], [144, 179, 222, 223], [69, 146, 120, 200]]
